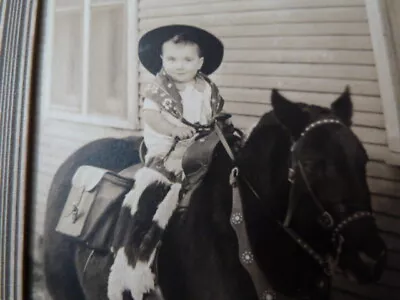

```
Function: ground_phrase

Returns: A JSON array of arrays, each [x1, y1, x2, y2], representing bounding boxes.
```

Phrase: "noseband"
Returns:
[[214, 117, 374, 300]]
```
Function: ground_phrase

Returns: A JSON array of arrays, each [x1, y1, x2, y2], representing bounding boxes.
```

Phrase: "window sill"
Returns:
[[47, 110, 139, 130]]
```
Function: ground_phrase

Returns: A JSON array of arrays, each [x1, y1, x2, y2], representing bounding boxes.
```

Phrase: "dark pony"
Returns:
[[43, 88, 386, 300]]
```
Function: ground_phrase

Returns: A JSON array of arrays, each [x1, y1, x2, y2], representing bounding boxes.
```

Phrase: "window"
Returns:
[[44, 0, 139, 129], [366, 0, 400, 164]]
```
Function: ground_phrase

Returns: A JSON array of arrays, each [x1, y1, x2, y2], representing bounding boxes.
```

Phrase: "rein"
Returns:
[[214, 118, 374, 300]]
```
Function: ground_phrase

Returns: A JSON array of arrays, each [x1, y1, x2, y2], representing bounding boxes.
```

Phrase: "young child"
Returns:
[[138, 24, 225, 181], [107, 25, 226, 300]]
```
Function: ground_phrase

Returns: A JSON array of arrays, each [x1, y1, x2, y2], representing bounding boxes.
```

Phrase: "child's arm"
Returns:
[[143, 110, 196, 140]]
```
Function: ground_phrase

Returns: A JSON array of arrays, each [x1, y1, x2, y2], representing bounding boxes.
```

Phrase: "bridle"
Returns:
[[214, 117, 374, 300], [283, 119, 373, 264]]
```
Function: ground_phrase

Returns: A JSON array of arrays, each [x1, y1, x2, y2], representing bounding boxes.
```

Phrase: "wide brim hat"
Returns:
[[138, 24, 224, 75]]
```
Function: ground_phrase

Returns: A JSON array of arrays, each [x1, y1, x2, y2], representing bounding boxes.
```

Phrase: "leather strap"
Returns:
[[214, 123, 235, 161], [216, 124, 329, 297], [214, 127, 278, 299], [229, 168, 278, 300], [283, 180, 299, 228]]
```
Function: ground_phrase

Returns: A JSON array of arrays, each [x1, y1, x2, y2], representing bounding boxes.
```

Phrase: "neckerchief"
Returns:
[[143, 69, 224, 126]]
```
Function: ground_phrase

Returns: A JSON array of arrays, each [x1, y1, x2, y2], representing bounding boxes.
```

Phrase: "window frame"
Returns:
[[41, 0, 139, 130], [366, 0, 400, 165]]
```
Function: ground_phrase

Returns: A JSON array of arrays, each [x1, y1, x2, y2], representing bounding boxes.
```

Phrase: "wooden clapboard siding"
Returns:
[[223, 49, 375, 65], [223, 102, 384, 128], [364, 144, 389, 162], [369, 178, 400, 198], [376, 213, 400, 235], [218, 88, 383, 113], [215, 63, 378, 80], [140, 0, 225, 9], [382, 233, 400, 252], [373, 195, 400, 216], [140, 62, 378, 80], [139, 0, 366, 13], [195, 23, 371, 37], [367, 162, 400, 181], [139, 7, 368, 29], [219, 36, 372, 50], [214, 75, 379, 95], [139, 22, 372, 41]]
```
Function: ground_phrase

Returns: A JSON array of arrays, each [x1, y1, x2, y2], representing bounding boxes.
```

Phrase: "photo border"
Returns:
[[0, 1, 40, 299]]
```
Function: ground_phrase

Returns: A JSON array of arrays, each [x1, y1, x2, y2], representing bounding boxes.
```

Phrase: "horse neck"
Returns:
[[236, 121, 327, 296], [238, 122, 292, 217], [180, 127, 328, 298]]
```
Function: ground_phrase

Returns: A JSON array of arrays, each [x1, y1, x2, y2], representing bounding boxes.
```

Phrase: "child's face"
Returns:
[[161, 41, 204, 84]]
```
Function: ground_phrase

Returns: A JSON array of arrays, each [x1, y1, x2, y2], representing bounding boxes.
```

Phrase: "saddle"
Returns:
[[55, 124, 238, 251]]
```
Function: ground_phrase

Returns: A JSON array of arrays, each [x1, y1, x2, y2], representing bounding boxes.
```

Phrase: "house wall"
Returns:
[[32, 0, 400, 299]]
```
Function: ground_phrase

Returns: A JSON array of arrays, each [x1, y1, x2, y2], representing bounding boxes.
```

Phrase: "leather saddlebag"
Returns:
[[56, 165, 134, 250]]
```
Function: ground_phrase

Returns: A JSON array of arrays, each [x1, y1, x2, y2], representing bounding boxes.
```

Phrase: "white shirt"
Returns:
[[142, 81, 213, 161]]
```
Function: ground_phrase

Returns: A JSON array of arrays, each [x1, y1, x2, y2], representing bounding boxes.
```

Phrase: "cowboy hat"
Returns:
[[138, 24, 224, 75]]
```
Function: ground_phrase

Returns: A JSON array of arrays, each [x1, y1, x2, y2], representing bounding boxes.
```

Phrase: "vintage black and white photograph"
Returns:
[[2, 0, 400, 299]]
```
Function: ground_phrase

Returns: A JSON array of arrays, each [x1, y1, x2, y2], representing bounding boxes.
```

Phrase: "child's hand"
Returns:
[[172, 126, 196, 140]]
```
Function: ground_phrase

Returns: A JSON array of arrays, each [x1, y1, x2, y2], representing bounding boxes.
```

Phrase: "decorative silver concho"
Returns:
[[241, 251, 254, 264], [260, 290, 277, 300], [231, 212, 243, 225]]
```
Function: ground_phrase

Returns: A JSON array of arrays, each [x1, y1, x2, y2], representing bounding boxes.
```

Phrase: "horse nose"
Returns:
[[359, 248, 386, 281]]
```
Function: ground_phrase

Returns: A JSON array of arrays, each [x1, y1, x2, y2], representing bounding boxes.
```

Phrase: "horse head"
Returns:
[[238, 87, 386, 297], [272, 87, 386, 283]]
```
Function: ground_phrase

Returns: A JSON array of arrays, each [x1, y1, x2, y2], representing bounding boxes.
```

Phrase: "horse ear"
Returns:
[[271, 89, 308, 137], [331, 86, 353, 126]]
